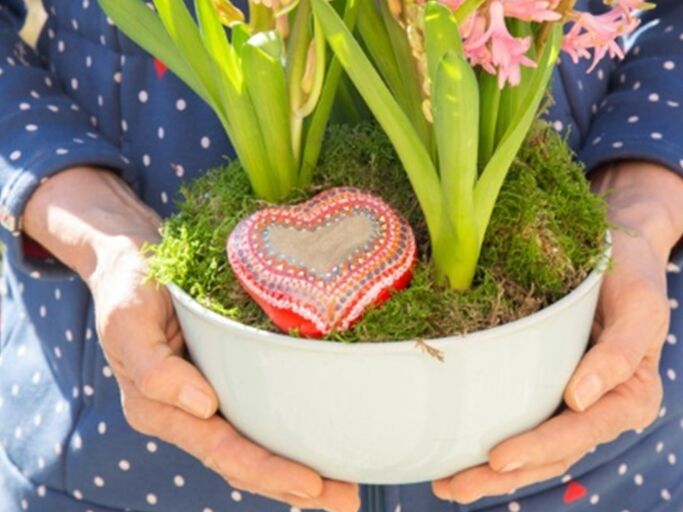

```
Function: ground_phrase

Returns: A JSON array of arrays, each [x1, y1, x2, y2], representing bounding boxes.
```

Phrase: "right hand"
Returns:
[[24, 167, 361, 512]]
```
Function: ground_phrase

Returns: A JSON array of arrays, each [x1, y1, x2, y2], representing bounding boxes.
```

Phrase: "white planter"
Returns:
[[168, 248, 608, 485]]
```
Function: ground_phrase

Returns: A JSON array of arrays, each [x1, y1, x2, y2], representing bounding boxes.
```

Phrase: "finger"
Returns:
[[121, 325, 219, 419], [284, 481, 361, 512], [433, 461, 570, 504], [565, 278, 668, 412], [230, 479, 360, 512], [489, 362, 662, 473], [120, 380, 325, 499]]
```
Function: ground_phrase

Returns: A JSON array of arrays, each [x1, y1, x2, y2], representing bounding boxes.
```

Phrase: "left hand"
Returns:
[[432, 161, 683, 504]]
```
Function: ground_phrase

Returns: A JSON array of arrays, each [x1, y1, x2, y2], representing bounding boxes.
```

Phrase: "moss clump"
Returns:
[[148, 121, 607, 342]]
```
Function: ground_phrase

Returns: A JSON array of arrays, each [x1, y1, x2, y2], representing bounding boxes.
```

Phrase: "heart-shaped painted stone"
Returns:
[[563, 481, 587, 504], [227, 187, 417, 337]]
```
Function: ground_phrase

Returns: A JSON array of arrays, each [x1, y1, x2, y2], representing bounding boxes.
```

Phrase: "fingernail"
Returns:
[[179, 385, 213, 418], [574, 373, 603, 411], [499, 460, 524, 473], [289, 490, 313, 499]]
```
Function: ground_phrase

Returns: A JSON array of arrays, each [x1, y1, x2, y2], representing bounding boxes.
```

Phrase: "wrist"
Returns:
[[592, 161, 683, 264], [23, 167, 161, 284]]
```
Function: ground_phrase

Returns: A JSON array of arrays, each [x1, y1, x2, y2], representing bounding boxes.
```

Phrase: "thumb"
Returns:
[[564, 281, 668, 412]]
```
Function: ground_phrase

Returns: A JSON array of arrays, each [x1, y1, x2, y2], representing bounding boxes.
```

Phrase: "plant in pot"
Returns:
[[98, 0, 644, 487]]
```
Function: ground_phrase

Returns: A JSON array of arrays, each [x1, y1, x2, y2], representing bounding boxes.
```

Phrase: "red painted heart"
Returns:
[[563, 481, 587, 504], [154, 58, 168, 78], [227, 187, 417, 337]]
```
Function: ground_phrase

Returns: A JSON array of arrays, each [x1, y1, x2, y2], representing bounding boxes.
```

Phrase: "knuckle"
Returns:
[[602, 344, 639, 381], [135, 364, 164, 399]]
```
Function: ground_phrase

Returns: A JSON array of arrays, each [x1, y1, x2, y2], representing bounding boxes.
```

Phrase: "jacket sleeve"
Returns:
[[578, 0, 683, 176], [0, 0, 137, 279]]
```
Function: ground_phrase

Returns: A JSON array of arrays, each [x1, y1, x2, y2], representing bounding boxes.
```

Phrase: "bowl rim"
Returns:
[[168, 237, 611, 354]]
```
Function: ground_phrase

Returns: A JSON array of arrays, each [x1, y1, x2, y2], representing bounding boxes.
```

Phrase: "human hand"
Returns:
[[432, 161, 683, 504], [24, 168, 360, 512]]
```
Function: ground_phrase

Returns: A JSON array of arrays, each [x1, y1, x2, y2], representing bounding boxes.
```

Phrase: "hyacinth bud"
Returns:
[[388, 0, 404, 20], [213, 0, 245, 26], [300, 40, 317, 96]]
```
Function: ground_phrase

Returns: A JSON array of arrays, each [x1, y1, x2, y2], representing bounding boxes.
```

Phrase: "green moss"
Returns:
[[148, 120, 607, 342]]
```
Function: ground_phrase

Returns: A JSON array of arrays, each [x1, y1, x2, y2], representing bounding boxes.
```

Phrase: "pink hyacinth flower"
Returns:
[[502, 0, 562, 22], [465, 1, 537, 88]]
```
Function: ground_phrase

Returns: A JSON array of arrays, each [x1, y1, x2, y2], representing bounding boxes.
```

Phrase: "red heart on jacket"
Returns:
[[563, 481, 587, 503], [227, 188, 416, 337], [154, 58, 168, 78]]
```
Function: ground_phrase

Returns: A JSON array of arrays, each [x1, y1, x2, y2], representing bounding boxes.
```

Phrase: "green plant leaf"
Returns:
[[243, 32, 297, 197], [97, 0, 212, 106], [474, 24, 562, 240], [433, 51, 480, 289], [423, 2, 464, 87], [299, 0, 360, 186], [152, 0, 222, 107], [231, 22, 252, 55], [311, 0, 443, 240], [196, 0, 241, 86], [478, 70, 501, 164]]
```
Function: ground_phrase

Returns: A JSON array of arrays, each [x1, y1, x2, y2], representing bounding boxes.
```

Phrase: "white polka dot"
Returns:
[[627, 115, 639, 123], [37, 457, 45, 469], [86, 328, 93, 340], [161, 191, 168, 204], [47, 105, 59, 113], [590, 494, 600, 505], [25, 124, 38, 132], [651, 132, 663, 140], [102, 365, 113, 378], [56, 148, 69, 156], [73, 433, 82, 449], [15, 426, 22, 439], [669, 298, 679, 309], [158, 127, 165, 139], [173, 163, 185, 177], [667, 368, 677, 381], [114, 72, 122, 83], [139, 90, 149, 103], [19, 102, 30, 110], [661, 488, 671, 501], [667, 333, 677, 345], [508, 501, 521, 511], [86, 56, 93, 68], [72, 489, 82, 500], [10, 150, 21, 161], [146, 441, 158, 453], [146, 493, 157, 505], [612, 141, 624, 148], [174, 475, 185, 487], [201, 136, 211, 149], [634, 473, 644, 485], [668, 453, 677, 465], [230, 490, 242, 502], [118, 459, 131, 471], [83, 385, 94, 397], [203, 509, 214, 512], [20, 499, 27, 510], [618, 463, 628, 475], [633, 81, 641, 90], [176, 98, 187, 111], [11, 384, 20, 396], [71, 78, 79, 90], [31, 371, 41, 384], [37, 485, 46, 497], [53, 347, 62, 359], [656, 441, 664, 453], [668, 101, 680, 108], [94, 476, 105, 487], [97, 421, 107, 435], [34, 413, 42, 426], [664, 61, 675, 70], [58, 40, 65, 52]]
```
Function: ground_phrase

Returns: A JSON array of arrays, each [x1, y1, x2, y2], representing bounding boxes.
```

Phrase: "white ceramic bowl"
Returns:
[[169, 253, 607, 485]]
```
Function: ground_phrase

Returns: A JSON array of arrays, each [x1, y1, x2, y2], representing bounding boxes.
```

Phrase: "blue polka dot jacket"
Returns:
[[1, 1, 683, 511]]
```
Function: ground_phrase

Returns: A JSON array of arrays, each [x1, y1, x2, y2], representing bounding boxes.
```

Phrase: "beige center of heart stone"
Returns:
[[267, 214, 376, 275]]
